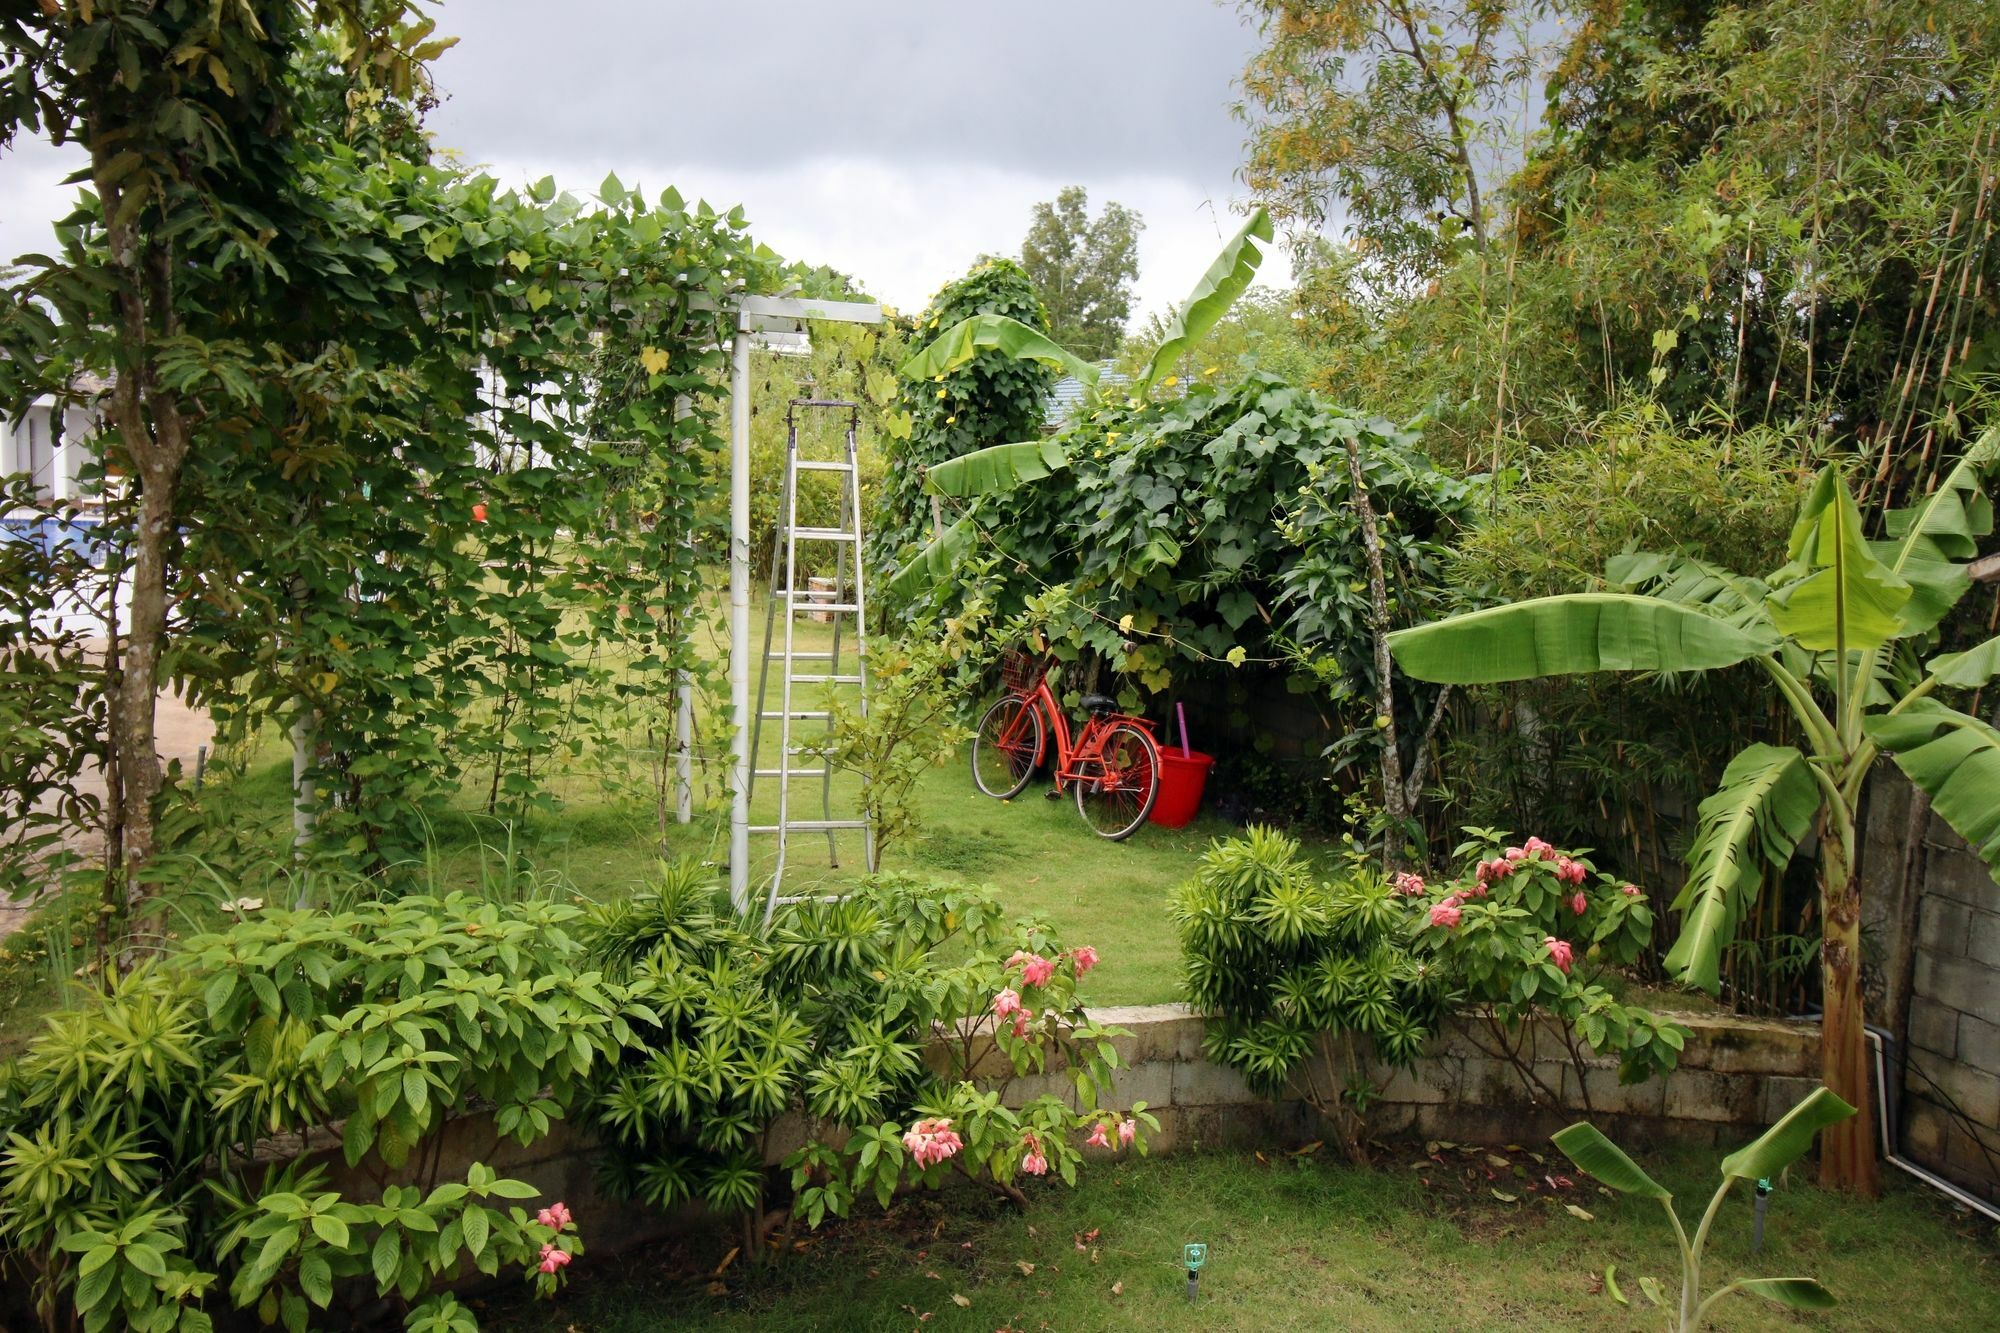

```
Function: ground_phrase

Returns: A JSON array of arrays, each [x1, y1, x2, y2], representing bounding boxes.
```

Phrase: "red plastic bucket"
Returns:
[[1150, 749, 1214, 828]]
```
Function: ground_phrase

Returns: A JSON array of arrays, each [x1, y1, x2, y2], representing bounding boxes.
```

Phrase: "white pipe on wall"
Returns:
[[728, 316, 752, 910]]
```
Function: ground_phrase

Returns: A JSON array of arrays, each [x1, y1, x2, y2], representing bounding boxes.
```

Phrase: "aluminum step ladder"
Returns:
[[747, 398, 874, 919]]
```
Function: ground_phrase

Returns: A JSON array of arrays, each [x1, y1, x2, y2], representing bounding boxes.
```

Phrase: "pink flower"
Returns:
[[1086, 1121, 1111, 1150], [903, 1117, 964, 1169], [1070, 946, 1100, 977], [1020, 1132, 1048, 1176], [993, 987, 1022, 1019], [1503, 846, 1526, 862], [537, 1243, 571, 1274], [1429, 902, 1462, 929], [1523, 836, 1554, 859], [1621, 883, 1643, 898], [535, 1202, 572, 1231], [1462, 880, 1488, 900], [1012, 1009, 1034, 1039], [1545, 936, 1574, 973], [1117, 1117, 1137, 1147], [1556, 857, 1587, 886], [1570, 891, 1588, 916], [1019, 953, 1057, 988], [1393, 872, 1426, 897]]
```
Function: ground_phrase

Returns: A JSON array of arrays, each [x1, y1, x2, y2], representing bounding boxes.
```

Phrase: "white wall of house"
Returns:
[[3, 397, 101, 509]]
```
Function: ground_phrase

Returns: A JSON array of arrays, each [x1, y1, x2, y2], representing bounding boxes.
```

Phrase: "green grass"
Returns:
[[477, 1147, 2000, 1332]]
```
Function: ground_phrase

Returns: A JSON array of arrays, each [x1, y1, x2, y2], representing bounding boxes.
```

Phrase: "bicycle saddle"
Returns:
[[1079, 693, 1119, 715]]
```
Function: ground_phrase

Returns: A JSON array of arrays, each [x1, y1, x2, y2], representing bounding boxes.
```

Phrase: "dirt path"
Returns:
[[0, 661, 213, 939]]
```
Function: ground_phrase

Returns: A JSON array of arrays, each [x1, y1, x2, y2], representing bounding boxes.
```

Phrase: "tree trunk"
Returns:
[[115, 455, 181, 922], [1342, 437, 1407, 870], [1818, 835, 1882, 1196]]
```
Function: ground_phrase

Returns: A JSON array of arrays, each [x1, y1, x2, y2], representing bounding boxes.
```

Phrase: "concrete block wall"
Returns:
[[1862, 772, 2000, 1206]]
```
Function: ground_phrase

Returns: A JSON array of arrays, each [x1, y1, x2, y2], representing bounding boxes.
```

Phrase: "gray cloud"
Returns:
[[426, 1, 1260, 183]]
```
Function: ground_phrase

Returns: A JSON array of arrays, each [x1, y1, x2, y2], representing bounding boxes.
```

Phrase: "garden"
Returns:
[[2, 1, 2000, 1331]]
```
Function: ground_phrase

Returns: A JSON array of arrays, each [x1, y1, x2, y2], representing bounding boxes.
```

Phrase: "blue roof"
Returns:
[[1043, 364, 1130, 430]]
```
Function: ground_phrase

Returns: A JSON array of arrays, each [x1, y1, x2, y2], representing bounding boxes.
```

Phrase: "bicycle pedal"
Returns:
[[1043, 787, 1062, 801]]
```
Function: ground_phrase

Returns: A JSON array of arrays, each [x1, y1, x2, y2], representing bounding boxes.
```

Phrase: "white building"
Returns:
[[3, 380, 106, 512]]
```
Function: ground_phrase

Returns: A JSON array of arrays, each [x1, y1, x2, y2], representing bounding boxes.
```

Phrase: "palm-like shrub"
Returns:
[[1172, 826, 1444, 1157]]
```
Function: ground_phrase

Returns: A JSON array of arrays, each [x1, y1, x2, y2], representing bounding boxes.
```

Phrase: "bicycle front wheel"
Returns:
[[1074, 722, 1160, 841], [971, 696, 1044, 799]]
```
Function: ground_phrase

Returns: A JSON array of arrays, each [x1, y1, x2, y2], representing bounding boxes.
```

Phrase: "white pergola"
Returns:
[[712, 293, 883, 910]]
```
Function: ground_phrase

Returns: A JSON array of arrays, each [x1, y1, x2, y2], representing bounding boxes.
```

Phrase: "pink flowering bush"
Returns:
[[1415, 828, 1691, 1103]]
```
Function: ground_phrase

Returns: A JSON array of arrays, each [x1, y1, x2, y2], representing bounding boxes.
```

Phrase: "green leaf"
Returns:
[[1736, 1277, 1838, 1310], [1718, 1086, 1857, 1181], [461, 1206, 489, 1258], [309, 1214, 349, 1249], [298, 1252, 333, 1309], [1604, 1264, 1628, 1307], [1764, 467, 1911, 650], [1881, 426, 1999, 566], [899, 315, 1098, 384], [1865, 700, 2000, 875], [1550, 1122, 1672, 1199], [1605, 551, 1774, 636], [371, 1230, 400, 1289], [924, 439, 1069, 497], [1924, 634, 2000, 689], [1138, 208, 1275, 394], [1663, 744, 1819, 993], [1387, 594, 1777, 685], [885, 516, 976, 603]]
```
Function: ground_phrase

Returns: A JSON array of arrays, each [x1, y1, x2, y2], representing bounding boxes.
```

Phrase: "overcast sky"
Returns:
[[0, 0, 1287, 320]]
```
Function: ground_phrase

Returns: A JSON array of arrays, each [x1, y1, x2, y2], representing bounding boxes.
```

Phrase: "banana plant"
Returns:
[[1553, 1087, 1855, 1331], [1386, 428, 2000, 1195], [884, 209, 1275, 602]]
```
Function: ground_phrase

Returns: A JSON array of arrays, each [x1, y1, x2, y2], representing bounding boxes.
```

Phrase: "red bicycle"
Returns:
[[970, 651, 1162, 841]]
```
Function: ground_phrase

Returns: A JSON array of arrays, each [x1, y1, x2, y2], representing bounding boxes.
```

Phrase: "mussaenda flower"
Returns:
[[1117, 1117, 1137, 1147], [1070, 945, 1100, 976], [1020, 1132, 1048, 1176], [1556, 857, 1587, 885], [1429, 901, 1462, 929], [1086, 1121, 1111, 1150], [1621, 883, 1643, 897], [1011, 1009, 1033, 1039], [537, 1243, 572, 1274], [535, 1201, 572, 1231], [993, 987, 1023, 1019], [1523, 836, 1555, 858], [1545, 937, 1575, 973], [1570, 891, 1589, 916], [1017, 953, 1057, 987], [1392, 872, 1426, 896], [903, 1117, 964, 1168], [1503, 846, 1527, 862]]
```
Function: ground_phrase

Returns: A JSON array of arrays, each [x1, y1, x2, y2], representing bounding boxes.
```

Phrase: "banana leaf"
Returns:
[[1386, 594, 1778, 685], [1865, 699, 2000, 874], [1606, 550, 1775, 635], [1550, 1123, 1672, 1199], [884, 516, 975, 604], [1663, 744, 1819, 993], [924, 438, 1069, 497], [1926, 634, 2000, 689], [1718, 1086, 1856, 1181], [899, 314, 1098, 385], [1764, 467, 1911, 651], [1734, 1278, 1839, 1311], [1137, 208, 1274, 394]]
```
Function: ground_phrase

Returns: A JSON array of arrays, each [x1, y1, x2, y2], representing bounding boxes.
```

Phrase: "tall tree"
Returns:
[[0, 0, 438, 923], [1237, 0, 1545, 292], [1018, 186, 1142, 362]]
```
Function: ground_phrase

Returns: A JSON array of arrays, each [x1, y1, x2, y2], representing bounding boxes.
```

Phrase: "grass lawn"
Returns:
[[479, 1146, 2000, 1332]]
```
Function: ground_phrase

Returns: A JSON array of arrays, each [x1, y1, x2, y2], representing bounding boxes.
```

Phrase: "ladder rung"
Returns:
[[793, 461, 855, 472], [760, 710, 830, 720], [773, 894, 847, 904], [790, 528, 858, 542], [749, 820, 870, 832], [781, 602, 859, 614], [788, 652, 835, 661], [790, 673, 863, 684], [755, 767, 828, 778]]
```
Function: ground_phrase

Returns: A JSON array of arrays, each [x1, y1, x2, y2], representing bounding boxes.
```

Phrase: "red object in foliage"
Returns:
[[1149, 749, 1214, 828], [472, 502, 488, 523]]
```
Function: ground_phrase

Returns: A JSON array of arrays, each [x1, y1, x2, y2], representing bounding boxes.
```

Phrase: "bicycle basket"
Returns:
[[999, 650, 1049, 693]]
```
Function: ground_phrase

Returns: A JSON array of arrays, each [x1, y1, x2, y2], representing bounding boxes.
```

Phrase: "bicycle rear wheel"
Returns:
[[1074, 722, 1160, 840], [971, 696, 1044, 799]]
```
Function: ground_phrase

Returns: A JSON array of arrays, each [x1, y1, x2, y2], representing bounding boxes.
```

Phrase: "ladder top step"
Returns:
[[790, 528, 858, 541], [792, 460, 855, 472], [755, 767, 828, 778], [759, 709, 830, 719], [790, 673, 864, 684], [749, 819, 870, 832]]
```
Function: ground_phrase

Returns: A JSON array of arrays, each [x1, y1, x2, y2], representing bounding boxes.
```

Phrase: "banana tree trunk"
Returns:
[[1817, 832, 1882, 1196]]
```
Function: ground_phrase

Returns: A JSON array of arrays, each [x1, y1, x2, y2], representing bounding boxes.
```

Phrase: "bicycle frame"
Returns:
[[1015, 677, 1156, 794]]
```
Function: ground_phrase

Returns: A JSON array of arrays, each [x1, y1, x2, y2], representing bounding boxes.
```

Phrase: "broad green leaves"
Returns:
[[1866, 700, 2000, 875], [1137, 208, 1275, 394], [1551, 1123, 1673, 1199], [899, 314, 1101, 385], [1386, 593, 1778, 685], [1664, 745, 1819, 993], [884, 516, 976, 604], [1733, 1278, 1839, 1311], [924, 439, 1070, 497], [1764, 467, 1911, 650], [1718, 1086, 1856, 1181]]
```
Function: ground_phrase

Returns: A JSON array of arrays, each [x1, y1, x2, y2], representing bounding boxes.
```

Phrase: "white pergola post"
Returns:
[[724, 294, 882, 911]]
